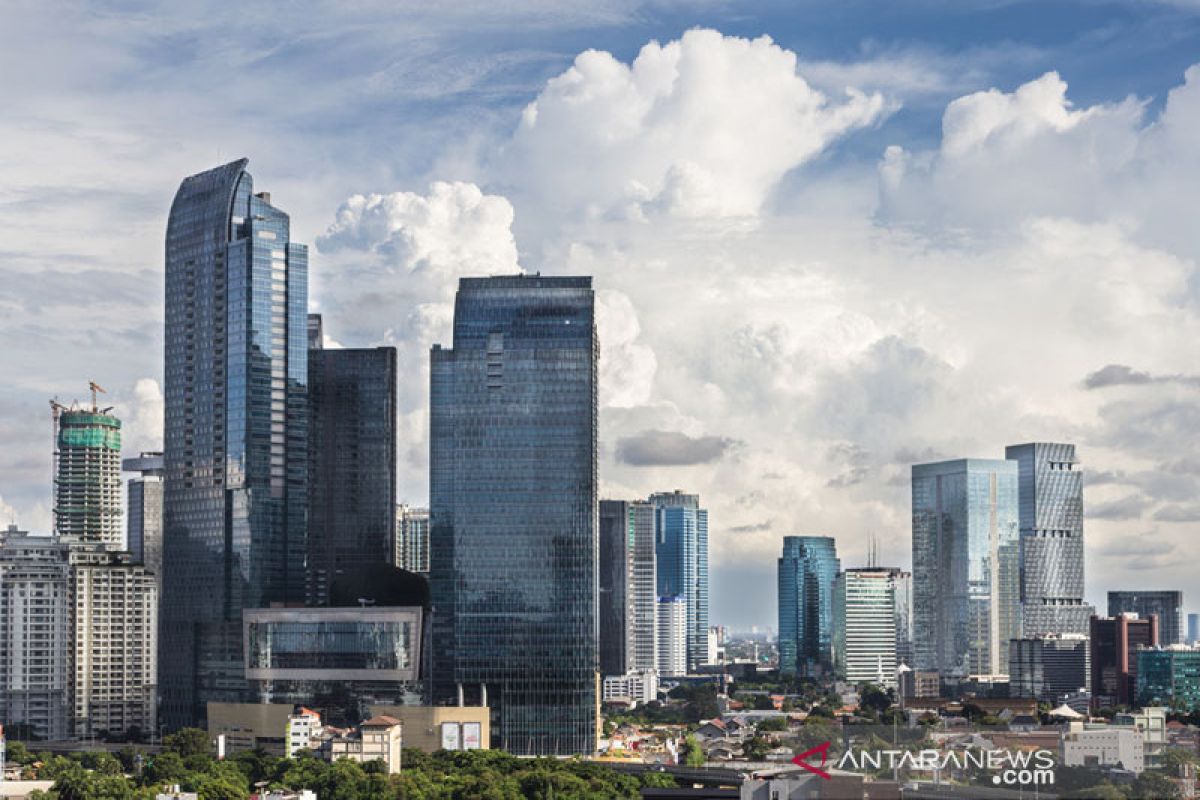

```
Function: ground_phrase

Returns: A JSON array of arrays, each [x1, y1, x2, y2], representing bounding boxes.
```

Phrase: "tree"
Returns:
[[757, 716, 787, 732], [5, 740, 33, 765], [642, 771, 677, 789], [752, 694, 776, 711], [742, 734, 771, 761], [1161, 747, 1200, 773], [1127, 771, 1181, 800], [859, 684, 891, 715], [141, 751, 187, 785], [1060, 782, 1125, 799], [681, 734, 706, 767], [163, 727, 212, 758]]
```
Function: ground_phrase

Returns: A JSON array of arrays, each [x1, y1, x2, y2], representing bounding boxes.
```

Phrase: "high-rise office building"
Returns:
[[53, 406, 123, 547], [628, 502, 657, 673], [69, 544, 158, 740], [394, 505, 430, 575], [123, 452, 164, 585], [429, 275, 598, 755], [912, 459, 1021, 678], [599, 500, 631, 677], [833, 568, 897, 688], [1190, 613, 1199, 645], [1090, 613, 1158, 709], [161, 160, 309, 728], [307, 318, 397, 604], [0, 525, 72, 741], [656, 596, 688, 678], [1137, 645, 1200, 711], [1108, 591, 1184, 646], [598, 500, 658, 676], [1005, 443, 1092, 637], [1008, 634, 1089, 703], [890, 569, 914, 668], [777, 536, 840, 677], [651, 491, 708, 671]]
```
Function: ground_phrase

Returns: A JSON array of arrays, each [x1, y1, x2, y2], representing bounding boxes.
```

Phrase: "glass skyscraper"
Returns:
[[598, 499, 658, 676], [161, 159, 309, 728], [1005, 443, 1092, 636], [912, 459, 1021, 679], [429, 275, 598, 756], [651, 491, 708, 671], [777, 536, 840, 677], [307, 316, 397, 604], [1108, 591, 1185, 645]]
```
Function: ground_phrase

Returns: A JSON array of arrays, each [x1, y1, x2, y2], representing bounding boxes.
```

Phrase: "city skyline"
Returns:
[[5, 3, 1200, 631]]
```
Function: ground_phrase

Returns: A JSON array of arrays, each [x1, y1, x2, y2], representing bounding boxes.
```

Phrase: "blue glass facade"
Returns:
[[161, 160, 308, 728], [777, 536, 840, 677], [307, 323, 397, 604], [1005, 443, 1092, 637], [651, 492, 708, 671], [430, 275, 598, 756], [912, 459, 1021, 678]]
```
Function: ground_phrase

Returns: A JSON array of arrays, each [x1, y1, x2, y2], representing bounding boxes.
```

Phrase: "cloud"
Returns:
[[1084, 364, 1200, 389], [317, 182, 519, 277], [498, 28, 887, 226], [615, 429, 737, 466], [1095, 530, 1178, 570], [1087, 493, 1153, 520], [1152, 503, 1200, 522], [1083, 364, 1154, 388]]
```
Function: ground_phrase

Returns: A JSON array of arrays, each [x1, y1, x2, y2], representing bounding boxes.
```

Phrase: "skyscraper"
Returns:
[[628, 502, 658, 673], [430, 275, 598, 756], [599, 500, 631, 677], [833, 568, 898, 688], [1189, 613, 1199, 645], [1005, 443, 1092, 636], [890, 569, 914, 668], [1108, 591, 1185, 646], [394, 505, 430, 575], [123, 451, 164, 585], [161, 159, 309, 728], [777, 536, 840, 677], [0, 525, 72, 741], [307, 317, 397, 604], [912, 459, 1021, 678], [651, 491, 708, 671], [656, 596, 688, 678], [598, 499, 658, 676], [1091, 613, 1158, 709], [53, 405, 123, 547]]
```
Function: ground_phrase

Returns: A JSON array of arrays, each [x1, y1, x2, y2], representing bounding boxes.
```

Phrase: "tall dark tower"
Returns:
[[160, 160, 309, 728], [430, 275, 598, 755]]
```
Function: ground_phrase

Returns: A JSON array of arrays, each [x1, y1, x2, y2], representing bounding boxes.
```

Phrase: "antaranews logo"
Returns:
[[792, 743, 1056, 787]]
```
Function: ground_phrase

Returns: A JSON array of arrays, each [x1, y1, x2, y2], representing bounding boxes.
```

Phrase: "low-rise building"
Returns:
[[323, 716, 403, 773], [368, 704, 489, 752], [1061, 724, 1144, 774], [285, 708, 323, 758], [602, 670, 659, 706]]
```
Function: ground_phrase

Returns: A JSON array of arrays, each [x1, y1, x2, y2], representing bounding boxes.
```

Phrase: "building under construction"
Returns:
[[51, 383, 123, 548]]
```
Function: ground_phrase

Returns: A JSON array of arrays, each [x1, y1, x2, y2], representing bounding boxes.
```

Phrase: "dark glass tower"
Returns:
[[430, 275, 598, 756], [599, 500, 630, 676], [161, 160, 309, 728], [1005, 443, 1092, 636], [777, 536, 840, 677], [306, 314, 397, 604], [1107, 591, 1184, 645]]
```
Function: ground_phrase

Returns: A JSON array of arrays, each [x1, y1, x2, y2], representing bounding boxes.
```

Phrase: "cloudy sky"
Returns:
[[3, 0, 1199, 630]]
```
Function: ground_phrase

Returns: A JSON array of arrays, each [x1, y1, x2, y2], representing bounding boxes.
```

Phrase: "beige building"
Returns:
[[208, 702, 294, 756], [69, 545, 157, 740], [368, 704, 489, 752], [325, 716, 403, 773]]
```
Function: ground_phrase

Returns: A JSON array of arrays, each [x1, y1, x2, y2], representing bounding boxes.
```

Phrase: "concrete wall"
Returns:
[[368, 705, 489, 752]]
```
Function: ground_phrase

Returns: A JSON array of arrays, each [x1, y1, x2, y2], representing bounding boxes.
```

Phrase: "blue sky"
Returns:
[[3, 0, 1200, 630]]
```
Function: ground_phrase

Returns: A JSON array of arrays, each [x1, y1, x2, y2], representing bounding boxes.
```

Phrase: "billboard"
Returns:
[[441, 722, 461, 751]]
